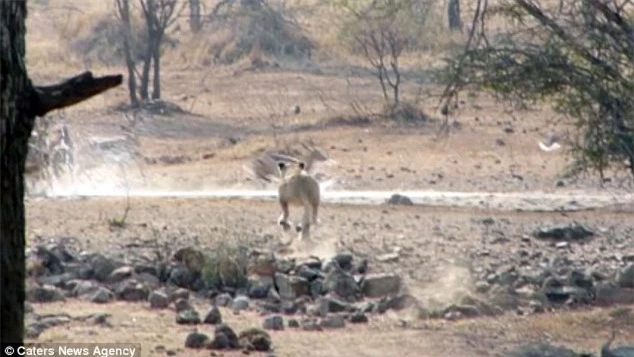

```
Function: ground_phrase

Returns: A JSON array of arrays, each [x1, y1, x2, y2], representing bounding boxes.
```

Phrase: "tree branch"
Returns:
[[30, 71, 123, 117]]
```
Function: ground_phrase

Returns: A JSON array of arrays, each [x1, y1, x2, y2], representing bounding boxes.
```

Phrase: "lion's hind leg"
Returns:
[[278, 200, 291, 231]]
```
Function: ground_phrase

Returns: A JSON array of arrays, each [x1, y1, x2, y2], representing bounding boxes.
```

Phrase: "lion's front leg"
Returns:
[[278, 201, 291, 231]]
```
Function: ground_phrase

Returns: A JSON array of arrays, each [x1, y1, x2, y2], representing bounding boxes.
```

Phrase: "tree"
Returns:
[[1, 0, 122, 344], [337, 0, 432, 112], [189, 0, 202, 32], [447, 0, 462, 32], [115, 0, 139, 106], [139, 0, 184, 100], [441, 0, 634, 179]]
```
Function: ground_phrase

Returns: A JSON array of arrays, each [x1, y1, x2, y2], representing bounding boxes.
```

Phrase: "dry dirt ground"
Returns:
[[22, 0, 634, 356]]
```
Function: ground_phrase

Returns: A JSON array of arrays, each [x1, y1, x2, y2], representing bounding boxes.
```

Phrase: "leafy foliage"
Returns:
[[442, 0, 634, 178]]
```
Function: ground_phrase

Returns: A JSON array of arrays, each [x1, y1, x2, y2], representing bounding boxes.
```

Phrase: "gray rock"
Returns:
[[321, 296, 353, 313], [349, 311, 369, 323], [475, 281, 491, 293], [167, 264, 197, 289], [204, 306, 222, 324], [309, 279, 325, 298], [115, 279, 149, 302], [300, 318, 322, 331], [442, 304, 480, 318], [319, 315, 346, 329], [174, 298, 193, 313], [296, 265, 321, 281], [510, 343, 581, 357], [211, 324, 239, 349], [238, 328, 272, 352], [168, 287, 190, 302], [108, 266, 134, 284], [331, 252, 354, 271], [287, 319, 300, 328], [184, 332, 210, 349], [376, 253, 399, 263], [263, 315, 284, 331], [175, 309, 201, 325], [386, 194, 413, 206], [134, 264, 158, 276], [324, 269, 360, 301], [70, 280, 100, 298], [533, 224, 594, 241], [248, 276, 274, 299], [595, 283, 634, 306], [275, 273, 309, 300], [361, 273, 402, 298], [214, 293, 233, 307], [36, 273, 75, 288], [91, 254, 117, 282], [148, 290, 170, 309], [27, 285, 66, 303], [231, 295, 250, 311], [90, 287, 114, 303], [616, 264, 634, 288]]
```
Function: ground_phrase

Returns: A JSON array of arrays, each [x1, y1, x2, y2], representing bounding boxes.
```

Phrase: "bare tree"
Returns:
[[1, 0, 122, 344], [115, 0, 139, 106], [139, 0, 184, 100], [338, 0, 430, 112], [441, 0, 634, 178], [447, 0, 462, 32], [189, 0, 201, 32]]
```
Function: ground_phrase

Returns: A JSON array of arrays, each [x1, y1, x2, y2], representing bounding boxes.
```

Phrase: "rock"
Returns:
[[296, 257, 322, 270], [275, 273, 309, 300], [442, 304, 480, 318], [376, 253, 399, 263], [134, 264, 158, 276], [174, 298, 193, 313], [319, 315, 346, 329], [510, 343, 582, 357], [214, 293, 233, 307], [167, 264, 198, 289], [238, 328, 271, 352], [349, 311, 369, 323], [168, 287, 190, 302], [321, 296, 353, 313], [287, 319, 300, 328], [108, 266, 134, 284], [204, 306, 222, 324], [89, 287, 114, 303], [296, 265, 321, 281], [90, 254, 117, 282], [543, 285, 592, 304], [361, 273, 402, 298], [567, 270, 593, 290], [248, 275, 274, 299], [354, 259, 369, 274], [386, 194, 413, 206], [595, 283, 634, 306], [324, 269, 360, 301], [300, 318, 322, 331], [70, 280, 100, 298], [331, 253, 354, 271], [210, 324, 240, 350], [475, 281, 491, 293], [115, 279, 149, 302], [32, 246, 64, 275], [36, 273, 75, 288], [309, 279, 325, 298], [148, 290, 170, 309], [184, 332, 210, 349], [263, 315, 284, 331], [533, 224, 594, 241], [231, 295, 250, 311], [27, 285, 66, 303], [616, 264, 634, 288], [175, 309, 201, 325]]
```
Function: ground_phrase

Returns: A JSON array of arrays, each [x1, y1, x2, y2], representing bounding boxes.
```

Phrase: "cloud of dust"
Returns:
[[406, 262, 475, 311]]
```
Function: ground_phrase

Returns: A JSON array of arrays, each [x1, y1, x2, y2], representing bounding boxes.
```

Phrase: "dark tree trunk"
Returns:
[[1, 0, 31, 344], [151, 33, 162, 100], [1, 0, 122, 345], [189, 0, 201, 32], [139, 51, 152, 100], [117, 0, 139, 106], [447, 0, 462, 32]]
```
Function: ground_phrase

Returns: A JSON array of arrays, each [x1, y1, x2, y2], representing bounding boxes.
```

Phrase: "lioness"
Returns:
[[277, 161, 320, 242]]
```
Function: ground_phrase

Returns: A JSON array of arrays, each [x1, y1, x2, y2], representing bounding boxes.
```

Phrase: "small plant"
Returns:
[[108, 193, 131, 229], [201, 241, 250, 290]]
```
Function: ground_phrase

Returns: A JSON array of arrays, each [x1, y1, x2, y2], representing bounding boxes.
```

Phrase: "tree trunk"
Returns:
[[139, 48, 152, 100], [118, 0, 139, 106], [1, 0, 31, 344], [151, 33, 162, 100], [189, 0, 201, 32], [447, 0, 462, 32], [1, 0, 122, 345]]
